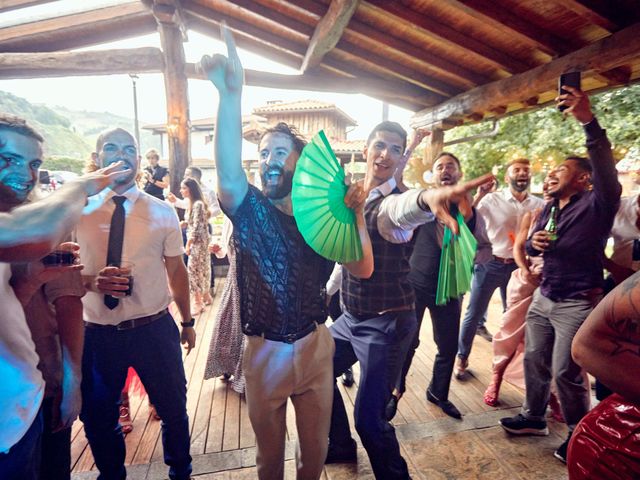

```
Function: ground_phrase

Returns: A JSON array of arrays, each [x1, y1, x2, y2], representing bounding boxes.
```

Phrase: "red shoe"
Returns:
[[483, 373, 502, 407]]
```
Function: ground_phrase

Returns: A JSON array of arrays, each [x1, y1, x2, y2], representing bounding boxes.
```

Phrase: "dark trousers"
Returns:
[[398, 288, 461, 400], [41, 396, 71, 480], [0, 407, 43, 480], [80, 313, 192, 480], [329, 310, 416, 479]]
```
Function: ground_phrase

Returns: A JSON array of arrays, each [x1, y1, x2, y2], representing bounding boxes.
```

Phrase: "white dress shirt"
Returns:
[[611, 194, 640, 270], [476, 189, 544, 259], [373, 178, 435, 244], [76, 186, 184, 325]]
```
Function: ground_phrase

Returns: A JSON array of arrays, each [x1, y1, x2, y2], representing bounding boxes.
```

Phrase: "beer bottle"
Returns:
[[544, 205, 558, 241]]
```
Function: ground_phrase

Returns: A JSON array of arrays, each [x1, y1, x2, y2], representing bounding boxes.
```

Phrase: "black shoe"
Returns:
[[499, 413, 549, 436], [426, 389, 462, 419], [325, 439, 357, 464], [341, 368, 355, 387], [476, 325, 493, 341], [385, 393, 400, 421], [554, 433, 572, 464]]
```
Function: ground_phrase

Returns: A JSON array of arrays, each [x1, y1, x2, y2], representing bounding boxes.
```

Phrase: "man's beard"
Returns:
[[510, 177, 530, 193], [261, 167, 294, 200]]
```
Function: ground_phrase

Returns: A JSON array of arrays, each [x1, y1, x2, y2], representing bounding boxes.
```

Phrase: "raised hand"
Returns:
[[200, 22, 243, 95], [556, 85, 594, 125], [72, 161, 129, 197], [422, 173, 494, 235]]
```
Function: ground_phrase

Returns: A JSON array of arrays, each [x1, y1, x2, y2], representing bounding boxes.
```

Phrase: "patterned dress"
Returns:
[[186, 200, 211, 295], [204, 221, 245, 393]]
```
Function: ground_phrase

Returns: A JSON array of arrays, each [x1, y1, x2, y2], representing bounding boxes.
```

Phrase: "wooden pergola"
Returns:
[[1, 0, 640, 191]]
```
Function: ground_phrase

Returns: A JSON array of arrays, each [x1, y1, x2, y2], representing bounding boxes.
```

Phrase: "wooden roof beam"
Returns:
[[411, 22, 640, 128], [0, 2, 156, 52], [184, 1, 447, 105], [554, 0, 620, 32], [451, 0, 580, 56], [237, 0, 491, 88], [364, 0, 531, 74], [300, 0, 359, 72], [185, 64, 433, 111], [0, 48, 165, 78], [0, 0, 55, 13]]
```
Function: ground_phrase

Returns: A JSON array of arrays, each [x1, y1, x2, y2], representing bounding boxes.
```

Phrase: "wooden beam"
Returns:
[[411, 22, 640, 128], [300, 0, 359, 72], [450, 0, 579, 56], [0, 2, 156, 52], [184, 3, 446, 107], [422, 128, 444, 170], [154, 5, 191, 194], [240, 0, 490, 89], [0, 48, 164, 78], [0, 0, 54, 13], [185, 64, 433, 110], [364, 0, 531, 74], [553, 0, 620, 32]]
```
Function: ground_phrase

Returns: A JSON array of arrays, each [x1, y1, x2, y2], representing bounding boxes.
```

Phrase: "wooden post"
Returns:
[[153, 2, 190, 195], [423, 128, 444, 169]]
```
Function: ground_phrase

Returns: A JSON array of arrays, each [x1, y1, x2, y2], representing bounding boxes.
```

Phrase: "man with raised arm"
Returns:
[[0, 114, 126, 479], [500, 87, 622, 464], [201, 27, 374, 480], [325, 119, 492, 478]]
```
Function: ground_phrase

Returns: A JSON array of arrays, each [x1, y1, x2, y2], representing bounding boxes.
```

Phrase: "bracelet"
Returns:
[[181, 318, 195, 328]]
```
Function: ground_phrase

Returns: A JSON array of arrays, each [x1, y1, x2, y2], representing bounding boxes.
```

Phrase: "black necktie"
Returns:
[[104, 196, 126, 310]]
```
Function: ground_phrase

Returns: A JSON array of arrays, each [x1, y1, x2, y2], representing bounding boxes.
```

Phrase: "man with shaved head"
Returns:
[[75, 127, 195, 480]]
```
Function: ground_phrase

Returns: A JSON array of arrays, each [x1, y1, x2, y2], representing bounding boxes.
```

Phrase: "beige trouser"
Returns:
[[243, 324, 335, 480]]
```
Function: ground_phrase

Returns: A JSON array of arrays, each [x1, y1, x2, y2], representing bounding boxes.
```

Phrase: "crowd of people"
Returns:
[[1, 26, 639, 480]]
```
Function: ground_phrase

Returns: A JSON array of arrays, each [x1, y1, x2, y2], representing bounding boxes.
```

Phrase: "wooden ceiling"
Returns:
[[1, 0, 640, 129]]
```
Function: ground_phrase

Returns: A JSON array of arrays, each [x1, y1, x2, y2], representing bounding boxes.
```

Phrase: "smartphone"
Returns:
[[38, 169, 50, 185], [558, 72, 581, 112]]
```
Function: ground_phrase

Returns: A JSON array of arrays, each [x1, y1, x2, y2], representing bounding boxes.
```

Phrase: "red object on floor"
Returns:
[[568, 393, 640, 479]]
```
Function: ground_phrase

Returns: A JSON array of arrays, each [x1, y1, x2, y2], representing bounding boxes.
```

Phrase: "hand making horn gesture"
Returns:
[[200, 22, 244, 95]]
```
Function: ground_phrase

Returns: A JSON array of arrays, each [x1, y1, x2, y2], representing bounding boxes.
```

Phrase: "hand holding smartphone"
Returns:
[[558, 72, 581, 112]]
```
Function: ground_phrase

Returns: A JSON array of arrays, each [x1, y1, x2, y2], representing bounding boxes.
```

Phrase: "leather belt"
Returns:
[[247, 321, 318, 344], [84, 308, 168, 331], [349, 306, 414, 321], [493, 255, 515, 264]]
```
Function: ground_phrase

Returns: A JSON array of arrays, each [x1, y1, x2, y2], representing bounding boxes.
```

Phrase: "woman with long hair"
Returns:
[[180, 177, 211, 314]]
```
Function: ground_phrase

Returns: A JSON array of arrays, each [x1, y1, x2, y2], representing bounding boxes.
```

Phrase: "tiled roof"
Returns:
[[252, 100, 357, 126]]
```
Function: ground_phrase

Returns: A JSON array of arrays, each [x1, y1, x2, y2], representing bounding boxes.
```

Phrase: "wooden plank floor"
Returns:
[[71, 281, 571, 479]]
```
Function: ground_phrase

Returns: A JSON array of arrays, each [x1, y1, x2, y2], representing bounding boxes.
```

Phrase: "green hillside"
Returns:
[[0, 91, 160, 173]]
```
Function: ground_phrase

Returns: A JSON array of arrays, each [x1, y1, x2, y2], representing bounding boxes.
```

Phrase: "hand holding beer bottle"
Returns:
[[531, 206, 559, 252]]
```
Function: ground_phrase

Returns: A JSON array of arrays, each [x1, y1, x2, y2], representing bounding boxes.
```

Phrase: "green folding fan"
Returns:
[[291, 130, 363, 263], [436, 212, 478, 305]]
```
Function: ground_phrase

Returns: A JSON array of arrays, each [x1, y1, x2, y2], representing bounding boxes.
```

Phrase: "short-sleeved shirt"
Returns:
[[76, 186, 184, 324], [224, 185, 333, 336]]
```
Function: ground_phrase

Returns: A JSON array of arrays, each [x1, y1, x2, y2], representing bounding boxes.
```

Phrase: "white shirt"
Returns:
[[0, 262, 45, 452], [611, 194, 640, 270], [373, 178, 435, 244], [76, 186, 184, 325], [476, 189, 544, 259]]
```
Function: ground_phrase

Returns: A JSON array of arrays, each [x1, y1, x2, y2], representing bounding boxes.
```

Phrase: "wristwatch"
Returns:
[[181, 318, 195, 328]]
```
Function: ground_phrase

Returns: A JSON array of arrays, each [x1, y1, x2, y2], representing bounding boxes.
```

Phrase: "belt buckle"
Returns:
[[116, 321, 131, 331], [283, 332, 297, 343]]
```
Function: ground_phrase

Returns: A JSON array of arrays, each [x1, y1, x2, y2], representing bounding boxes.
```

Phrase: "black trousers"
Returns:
[[397, 286, 462, 401]]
